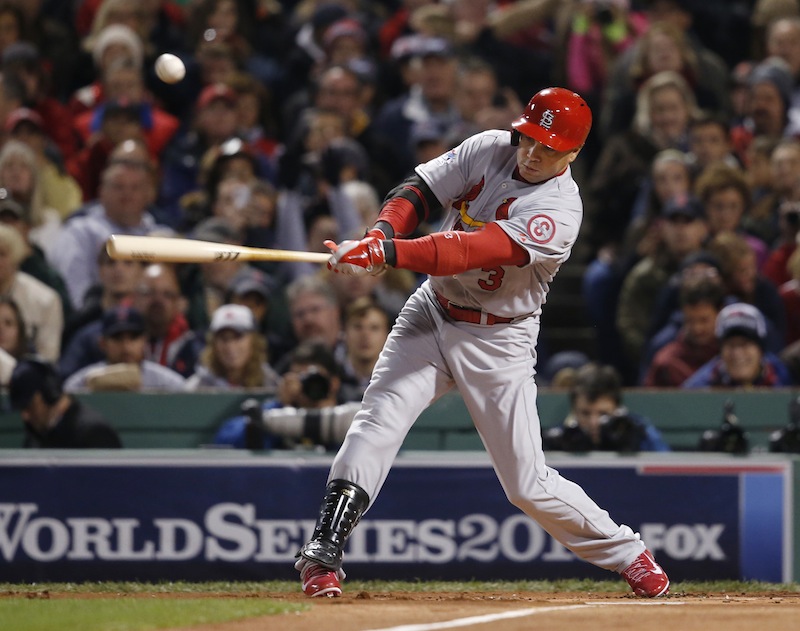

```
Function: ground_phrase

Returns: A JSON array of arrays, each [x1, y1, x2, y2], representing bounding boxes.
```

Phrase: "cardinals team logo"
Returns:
[[451, 177, 486, 229], [539, 109, 555, 130], [527, 214, 556, 244]]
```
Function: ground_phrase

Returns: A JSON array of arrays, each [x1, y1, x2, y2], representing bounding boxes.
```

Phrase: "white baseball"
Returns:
[[155, 53, 186, 84]]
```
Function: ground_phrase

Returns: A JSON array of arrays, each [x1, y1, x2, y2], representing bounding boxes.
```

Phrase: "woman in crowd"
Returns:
[[185, 303, 278, 391]]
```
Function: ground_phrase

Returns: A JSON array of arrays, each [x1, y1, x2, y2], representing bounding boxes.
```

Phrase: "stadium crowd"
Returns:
[[0, 0, 799, 430]]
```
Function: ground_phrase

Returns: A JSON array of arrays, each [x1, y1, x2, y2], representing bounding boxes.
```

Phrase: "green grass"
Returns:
[[0, 580, 797, 631], [0, 596, 305, 631]]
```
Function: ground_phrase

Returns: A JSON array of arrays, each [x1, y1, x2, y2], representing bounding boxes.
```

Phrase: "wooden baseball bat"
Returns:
[[106, 234, 331, 264]]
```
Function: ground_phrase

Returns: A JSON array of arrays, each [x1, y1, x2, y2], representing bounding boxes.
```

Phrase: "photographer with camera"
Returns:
[[212, 341, 359, 451], [543, 363, 670, 452]]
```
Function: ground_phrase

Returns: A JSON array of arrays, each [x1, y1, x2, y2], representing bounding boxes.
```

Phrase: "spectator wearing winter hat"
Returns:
[[72, 57, 180, 161], [68, 23, 145, 117], [731, 56, 800, 165], [682, 303, 794, 388]]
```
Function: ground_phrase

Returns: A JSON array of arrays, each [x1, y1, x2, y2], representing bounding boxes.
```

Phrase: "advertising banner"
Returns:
[[0, 455, 790, 583]]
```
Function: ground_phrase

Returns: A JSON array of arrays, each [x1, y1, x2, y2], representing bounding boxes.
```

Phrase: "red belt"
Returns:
[[433, 289, 514, 325]]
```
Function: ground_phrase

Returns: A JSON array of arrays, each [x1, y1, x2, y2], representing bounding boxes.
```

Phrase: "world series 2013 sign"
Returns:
[[0, 453, 792, 583]]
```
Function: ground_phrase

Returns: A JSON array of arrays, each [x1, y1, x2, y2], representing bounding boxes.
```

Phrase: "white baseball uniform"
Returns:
[[328, 130, 647, 572]]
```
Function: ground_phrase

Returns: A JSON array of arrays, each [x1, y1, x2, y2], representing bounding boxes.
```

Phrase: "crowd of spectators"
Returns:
[[1, 0, 799, 449]]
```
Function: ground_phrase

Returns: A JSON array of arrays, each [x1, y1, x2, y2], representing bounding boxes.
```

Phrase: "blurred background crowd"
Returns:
[[0, 0, 799, 429]]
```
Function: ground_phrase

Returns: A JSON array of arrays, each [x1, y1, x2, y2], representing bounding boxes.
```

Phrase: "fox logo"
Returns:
[[539, 109, 555, 129]]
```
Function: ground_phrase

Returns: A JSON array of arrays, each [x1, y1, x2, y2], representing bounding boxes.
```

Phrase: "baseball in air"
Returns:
[[155, 53, 185, 84]]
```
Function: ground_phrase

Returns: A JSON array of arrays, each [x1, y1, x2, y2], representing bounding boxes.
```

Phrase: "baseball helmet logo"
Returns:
[[511, 87, 592, 152], [527, 214, 556, 244]]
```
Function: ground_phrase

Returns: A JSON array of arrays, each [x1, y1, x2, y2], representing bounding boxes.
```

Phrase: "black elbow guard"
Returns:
[[384, 174, 443, 224]]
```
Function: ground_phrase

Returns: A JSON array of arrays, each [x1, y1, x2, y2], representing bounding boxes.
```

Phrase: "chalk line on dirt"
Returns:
[[362, 600, 686, 631]]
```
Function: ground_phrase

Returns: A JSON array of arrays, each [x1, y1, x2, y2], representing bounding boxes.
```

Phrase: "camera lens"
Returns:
[[300, 368, 330, 402]]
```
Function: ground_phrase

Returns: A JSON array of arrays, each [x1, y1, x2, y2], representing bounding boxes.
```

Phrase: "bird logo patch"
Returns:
[[527, 214, 556, 244]]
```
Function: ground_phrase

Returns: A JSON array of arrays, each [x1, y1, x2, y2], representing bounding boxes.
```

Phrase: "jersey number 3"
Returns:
[[478, 266, 504, 291]]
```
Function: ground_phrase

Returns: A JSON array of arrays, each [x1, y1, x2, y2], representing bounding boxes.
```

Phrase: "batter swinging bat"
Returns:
[[106, 234, 331, 264]]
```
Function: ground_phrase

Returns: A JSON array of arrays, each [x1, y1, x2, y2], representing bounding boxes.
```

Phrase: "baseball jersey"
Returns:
[[415, 129, 583, 319]]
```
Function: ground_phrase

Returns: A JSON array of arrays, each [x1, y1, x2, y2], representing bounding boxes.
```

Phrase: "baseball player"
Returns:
[[294, 87, 670, 598]]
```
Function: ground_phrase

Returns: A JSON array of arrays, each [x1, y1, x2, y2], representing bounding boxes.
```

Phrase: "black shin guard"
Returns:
[[298, 479, 369, 570]]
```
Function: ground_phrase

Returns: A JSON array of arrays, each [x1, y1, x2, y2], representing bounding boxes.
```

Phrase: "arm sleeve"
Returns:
[[390, 223, 528, 275], [374, 174, 443, 238]]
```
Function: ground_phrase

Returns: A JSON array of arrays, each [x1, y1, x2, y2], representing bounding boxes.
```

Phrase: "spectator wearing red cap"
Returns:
[[5, 107, 83, 220], [157, 82, 240, 223]]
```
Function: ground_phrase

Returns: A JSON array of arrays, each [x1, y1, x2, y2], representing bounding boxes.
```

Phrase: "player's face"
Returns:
[[720, 336, 763, 384], [515, 134, 579, 184]]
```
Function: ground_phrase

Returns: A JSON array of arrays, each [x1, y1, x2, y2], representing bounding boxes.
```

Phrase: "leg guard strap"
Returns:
[[298, 479, 369, 570]]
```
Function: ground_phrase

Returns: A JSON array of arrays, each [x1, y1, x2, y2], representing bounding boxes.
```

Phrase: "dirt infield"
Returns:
[[168, 589, 800, 631]]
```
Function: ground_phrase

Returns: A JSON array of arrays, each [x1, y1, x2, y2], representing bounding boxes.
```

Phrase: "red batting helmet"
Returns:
[[511, 87, 592, 152]]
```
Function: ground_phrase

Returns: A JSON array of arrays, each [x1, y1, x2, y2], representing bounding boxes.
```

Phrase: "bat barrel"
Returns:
[[106, 235, 331, 264]]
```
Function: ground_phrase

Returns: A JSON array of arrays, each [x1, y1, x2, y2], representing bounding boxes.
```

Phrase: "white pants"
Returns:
[[329, 282, 645, 572]]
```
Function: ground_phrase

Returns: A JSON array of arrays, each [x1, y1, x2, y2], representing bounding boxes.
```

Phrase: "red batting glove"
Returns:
[[365, 227, 386, 239], [323, 237, 387, 275]]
